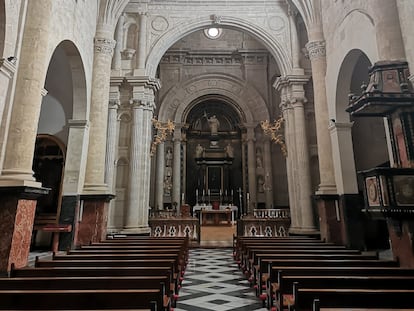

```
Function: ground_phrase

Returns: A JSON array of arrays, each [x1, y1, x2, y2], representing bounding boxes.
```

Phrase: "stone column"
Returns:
[[291, 90, 316, 233], [105, 89, 121, 231], [246, 125, 257, 214], [396, 0, 414, 84], [59, 119, 89, 250], [285, 102, 300, 231], [263, 138, 274, 208], [172, 126, 182, 214], [306, 37, 337, 194], [112, 14, 124, 71], [241, 133, 247, 215], [0, 0, 52, 185], [83, 35, 116, 194], [136, 12, 148, 72], [181, 132, 187, 205], [276, 78, 300, 232], [329, 122, 358, 194], [0, 58, 17, 172], [155, 142, 165, 210], [372, 0, 405, 61], [0, 1, 51, 272], [123, 77, 160, 234], [123, 98, 154, 233]]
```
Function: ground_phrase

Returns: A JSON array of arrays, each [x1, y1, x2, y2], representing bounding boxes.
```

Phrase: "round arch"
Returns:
[[146, 15, 292, 78], [0, 0, 5, 57], [336, 49, 372, 122], [158, 73, 269, 124]]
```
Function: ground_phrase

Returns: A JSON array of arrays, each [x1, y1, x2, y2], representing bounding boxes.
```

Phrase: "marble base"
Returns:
[[119, 226, 151, 235], [0, 186, 48, 272], [74, 196, 111, 247], [387, 219, 414, 268]]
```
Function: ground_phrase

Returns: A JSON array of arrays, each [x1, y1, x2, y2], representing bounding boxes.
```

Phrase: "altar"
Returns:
[[193, 204, 238, 225]]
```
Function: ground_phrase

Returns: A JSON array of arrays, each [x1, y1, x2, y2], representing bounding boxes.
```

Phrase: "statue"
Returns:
[[204, 112, 220, 136], [165, 148, 173, 167], [195, 144, 204, 158], [225, 143, 234, 158]]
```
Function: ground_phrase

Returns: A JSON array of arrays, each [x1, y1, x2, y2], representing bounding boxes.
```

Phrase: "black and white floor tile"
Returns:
[[175, 248, 267, 311]]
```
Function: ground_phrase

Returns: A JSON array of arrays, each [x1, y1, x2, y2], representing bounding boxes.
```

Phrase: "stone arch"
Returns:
[[146, 15, 292, 77], [0, 0, 4, 57], [326, 9, 378, 121], [158, 73, 269, 124], [336, 49, 373, 123], [41, 40, 88, 144]]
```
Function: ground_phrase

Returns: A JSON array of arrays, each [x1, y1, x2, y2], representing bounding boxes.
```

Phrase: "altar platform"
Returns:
[[193, 204, 238, 225]]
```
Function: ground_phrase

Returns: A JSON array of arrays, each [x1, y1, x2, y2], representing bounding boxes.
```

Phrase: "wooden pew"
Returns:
[[292, 285, 414, 311], [0, 276, 170, 310], [253, 254, 392, 295], [275, 275, 414, 311], [0, 289, 161, 310]]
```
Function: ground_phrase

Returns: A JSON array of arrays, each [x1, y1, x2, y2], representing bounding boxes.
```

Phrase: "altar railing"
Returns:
[[253, 208, 290, 219]]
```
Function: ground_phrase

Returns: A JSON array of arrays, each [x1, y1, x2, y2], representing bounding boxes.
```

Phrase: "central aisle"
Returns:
[[176, 248, 267, 311]]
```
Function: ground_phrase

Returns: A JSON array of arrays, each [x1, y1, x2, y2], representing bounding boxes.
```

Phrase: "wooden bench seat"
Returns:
[[0, 276, 170, 310], [0, 289, 162, 310], [292, 287, 414, 311], [274, 275, 414, 311]]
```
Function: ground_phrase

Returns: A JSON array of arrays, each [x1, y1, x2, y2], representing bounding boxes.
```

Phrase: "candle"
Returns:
[[247, 193, 250, 200], [196, 189, 198, 196], [231, 189, 233, 196], [181, 193, 184, 201]]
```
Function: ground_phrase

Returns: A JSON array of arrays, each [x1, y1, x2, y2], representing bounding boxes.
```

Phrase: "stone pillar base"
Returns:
[[74, 194, 114, 247], [314, 194, 347, 245], [288, 227, 320, 236], [58, 195, 80, 251], [120, 226, 151, 235], [387, 219, 414, 268], [0, 186, 48, 273]]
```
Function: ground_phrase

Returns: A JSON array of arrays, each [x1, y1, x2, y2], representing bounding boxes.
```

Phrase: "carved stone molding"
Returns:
[[94, 37, 116, 55], [305, 40, 326, 60]]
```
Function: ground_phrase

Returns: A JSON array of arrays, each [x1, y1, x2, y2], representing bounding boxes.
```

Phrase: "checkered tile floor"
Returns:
[[175, 248, 267, 311]]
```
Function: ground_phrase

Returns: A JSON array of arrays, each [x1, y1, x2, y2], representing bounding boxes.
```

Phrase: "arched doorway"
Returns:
[[32, 40, 87, 250], [336, 49, 390, 250], [32, 135, 65, 249], [184, 96, 243, 209]]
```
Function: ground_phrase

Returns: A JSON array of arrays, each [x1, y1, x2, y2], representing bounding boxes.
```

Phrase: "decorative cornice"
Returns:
[[125, 76, 161, 91], [94, 37, 116, 55], [305, 40, 326, 60], [161, 50, 268, 66]]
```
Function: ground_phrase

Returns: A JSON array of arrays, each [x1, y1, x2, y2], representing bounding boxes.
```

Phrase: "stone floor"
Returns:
[[175, 248, 266, 311]]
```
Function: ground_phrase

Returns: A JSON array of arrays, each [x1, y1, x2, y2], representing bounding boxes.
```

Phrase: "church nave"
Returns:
[[176, 248, 266, 311]]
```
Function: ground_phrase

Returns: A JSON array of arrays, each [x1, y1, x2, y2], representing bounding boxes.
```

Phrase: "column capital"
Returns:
[[94, 37, 116, 55], [0, 58, 17, 78], [129, 98, 155, 111], [125, 76, 162, 92], [305, 40, 326, 60], [108, 99, 120, 109]]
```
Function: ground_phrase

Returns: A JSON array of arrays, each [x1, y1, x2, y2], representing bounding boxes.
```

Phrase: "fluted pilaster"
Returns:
[[306, 39, 337, 194], [155, 142, 165, 210], [83, 36, 116, 193], [246, 125, 257, 214]]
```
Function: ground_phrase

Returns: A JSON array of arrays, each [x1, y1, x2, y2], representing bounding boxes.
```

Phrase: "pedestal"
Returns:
[[74, 194, 114, 247], [314, 194, 346, 245], [0, 186, 48, 273]]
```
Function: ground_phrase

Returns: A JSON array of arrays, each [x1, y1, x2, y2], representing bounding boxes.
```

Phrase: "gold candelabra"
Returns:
[[261, 116, 287, 156], [150, 118, 175, 156]]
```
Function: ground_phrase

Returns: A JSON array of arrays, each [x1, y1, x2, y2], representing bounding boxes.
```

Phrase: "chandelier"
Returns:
[[150, 118, 175, 156], [261, 116, 287, 156]]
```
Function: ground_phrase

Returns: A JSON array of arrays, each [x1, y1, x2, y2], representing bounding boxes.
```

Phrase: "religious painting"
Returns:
[[393, 175, 414, 206], [207, 166, 222, 192], [365, 176, 380, 207]]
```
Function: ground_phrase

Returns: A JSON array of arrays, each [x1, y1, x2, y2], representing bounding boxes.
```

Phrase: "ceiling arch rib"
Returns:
[[145, 15, 292, 78], [158, 73, 269, 125]]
